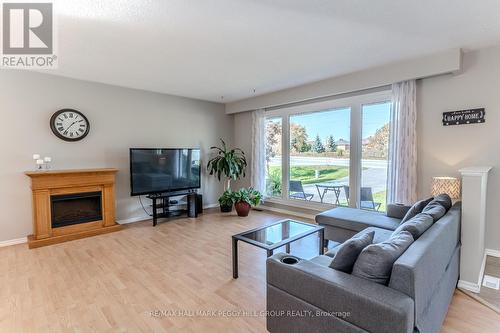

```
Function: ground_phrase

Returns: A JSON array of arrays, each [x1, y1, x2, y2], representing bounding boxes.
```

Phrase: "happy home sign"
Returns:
[[442, 108, 485, 126]]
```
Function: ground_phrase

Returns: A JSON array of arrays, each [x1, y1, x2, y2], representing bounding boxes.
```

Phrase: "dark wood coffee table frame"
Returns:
[[231, 220, 325, 278]]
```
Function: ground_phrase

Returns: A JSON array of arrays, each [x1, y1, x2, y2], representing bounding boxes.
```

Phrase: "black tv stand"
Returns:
[[146, 191, 202, 226]]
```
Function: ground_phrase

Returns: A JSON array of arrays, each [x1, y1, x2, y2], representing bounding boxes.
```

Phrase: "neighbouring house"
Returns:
[[335, 138, 350, 151]]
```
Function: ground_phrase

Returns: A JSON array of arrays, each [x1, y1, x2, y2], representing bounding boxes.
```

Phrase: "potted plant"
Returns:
[[207, 139, 248, 212], [233, 188, 263, 217], [218, 189, 235, 213]]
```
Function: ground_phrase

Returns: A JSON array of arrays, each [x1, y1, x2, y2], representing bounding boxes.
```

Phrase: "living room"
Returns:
[[1, 1, 500, 332]]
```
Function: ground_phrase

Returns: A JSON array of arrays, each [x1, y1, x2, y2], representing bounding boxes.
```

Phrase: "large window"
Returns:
[[361, 102, 391, 212], [264, 91, 391, 212], [289, 108, 351, 204]]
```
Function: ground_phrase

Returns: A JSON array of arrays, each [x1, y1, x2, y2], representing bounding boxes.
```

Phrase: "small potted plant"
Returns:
[[233, 188, 263, 217], [219, 189, 235, 213]]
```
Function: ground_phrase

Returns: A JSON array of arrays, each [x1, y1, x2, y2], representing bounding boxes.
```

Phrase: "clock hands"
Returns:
[[64, 119, 85, 132], [65, 121, 77, 131]]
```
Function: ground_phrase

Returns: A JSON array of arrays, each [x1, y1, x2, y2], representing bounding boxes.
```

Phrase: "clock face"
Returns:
[[50, 109, 90, 142]]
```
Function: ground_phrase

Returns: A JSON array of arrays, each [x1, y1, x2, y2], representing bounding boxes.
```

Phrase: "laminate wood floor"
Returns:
[[0, 210, 498, 332]]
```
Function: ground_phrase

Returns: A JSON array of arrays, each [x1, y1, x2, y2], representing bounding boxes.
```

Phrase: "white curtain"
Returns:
[[251, 109, 266, 194], [387, 80, 417, 205]]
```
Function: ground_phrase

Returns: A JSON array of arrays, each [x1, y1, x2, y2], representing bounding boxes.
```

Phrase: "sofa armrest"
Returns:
[[386, 204, 411, 219], [267, 253, 414, 333]]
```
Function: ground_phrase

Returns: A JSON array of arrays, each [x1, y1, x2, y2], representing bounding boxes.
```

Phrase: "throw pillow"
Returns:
[[430, 193, 452, 211], [400, 197, 434, 223], [329, 231, 375, 273], [422, 201, 447, 221], [392, 213, 433, 240], [352, 231, 414, 285]]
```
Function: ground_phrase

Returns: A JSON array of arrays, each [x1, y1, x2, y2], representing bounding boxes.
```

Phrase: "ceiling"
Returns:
[[42, 0, 500, 102]]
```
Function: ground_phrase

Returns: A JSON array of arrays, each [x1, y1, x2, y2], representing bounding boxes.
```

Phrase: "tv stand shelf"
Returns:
[[146, 192, 202, 226]]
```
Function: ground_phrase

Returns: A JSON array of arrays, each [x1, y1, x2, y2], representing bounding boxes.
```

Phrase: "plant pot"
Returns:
[[220, 204, 233, 213], [234, 201, 251, 217]]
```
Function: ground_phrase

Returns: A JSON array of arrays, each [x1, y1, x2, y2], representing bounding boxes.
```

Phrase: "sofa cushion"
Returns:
[[401, 197, 433, 223], [315, 207, 401, 232], [422, 201, 447, 221], [352, 231, 414, 285], [329, 231, 374, 273], [428, 193, 452, 212], [392, 213, 434, 240], [386, 204, 411, 219], [325, 227, 393, 257]]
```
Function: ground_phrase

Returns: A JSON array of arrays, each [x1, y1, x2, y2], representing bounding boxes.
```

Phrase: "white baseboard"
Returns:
[[0, 237, 27, 247], [117, 215, 151, 224], [258, 205, 316, 220], [204, 203, 219, 209], [117, 203, 220, 225], [458, 280, 481, 293], [485, 248, 500, 258]]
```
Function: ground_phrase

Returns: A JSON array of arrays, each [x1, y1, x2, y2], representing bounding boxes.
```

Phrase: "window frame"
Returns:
[[264, 90, 391, 211]]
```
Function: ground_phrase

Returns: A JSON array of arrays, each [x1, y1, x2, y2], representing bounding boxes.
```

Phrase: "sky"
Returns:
[[290, 102, 391, 142]]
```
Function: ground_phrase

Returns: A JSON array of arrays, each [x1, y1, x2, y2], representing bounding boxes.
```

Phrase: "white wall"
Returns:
[[0, 71, 232, 242], [418, 45, 500, 252]]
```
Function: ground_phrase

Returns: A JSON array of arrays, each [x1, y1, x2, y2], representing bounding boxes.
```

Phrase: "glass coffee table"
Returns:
[[232, 219, 324, 278]]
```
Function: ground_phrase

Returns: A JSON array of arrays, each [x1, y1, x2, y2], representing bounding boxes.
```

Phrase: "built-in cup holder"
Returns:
[[281, 256, 300, 265]]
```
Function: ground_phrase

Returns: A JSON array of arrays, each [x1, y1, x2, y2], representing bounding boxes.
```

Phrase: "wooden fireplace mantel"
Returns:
[[25, 168, 122, 248]]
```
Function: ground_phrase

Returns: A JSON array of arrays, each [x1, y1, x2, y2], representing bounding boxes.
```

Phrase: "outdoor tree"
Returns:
[[301, 142, 312, 152], [365, 123, 390, 159], [326, 135, 337, 152], [290, 123, 310, 153], [312, 134, 325, 153], [265, 121, 282, 172]]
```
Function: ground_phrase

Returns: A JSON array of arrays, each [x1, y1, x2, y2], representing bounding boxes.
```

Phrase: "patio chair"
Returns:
[[343, 186, 381, 211], [289, 180, 314, 201]]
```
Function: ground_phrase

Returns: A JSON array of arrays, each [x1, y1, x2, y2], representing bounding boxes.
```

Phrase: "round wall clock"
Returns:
[[50, 109, 90, 142]]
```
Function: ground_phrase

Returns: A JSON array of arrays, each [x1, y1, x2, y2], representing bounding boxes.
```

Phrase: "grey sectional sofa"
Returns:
[[266, 202, 461, 333]]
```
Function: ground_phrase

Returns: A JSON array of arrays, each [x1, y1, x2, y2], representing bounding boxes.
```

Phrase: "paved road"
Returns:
[[269, 156, 388, 169]]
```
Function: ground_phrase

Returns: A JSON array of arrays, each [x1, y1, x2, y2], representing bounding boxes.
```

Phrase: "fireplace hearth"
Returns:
[[51, 191, 103, 228], [25, 168, 122, 248]]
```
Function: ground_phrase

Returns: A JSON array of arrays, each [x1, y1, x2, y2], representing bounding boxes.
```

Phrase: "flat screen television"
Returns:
[[130, 148, 201, 196]]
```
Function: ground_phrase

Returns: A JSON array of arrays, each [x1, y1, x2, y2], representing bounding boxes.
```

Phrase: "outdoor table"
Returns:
[[315, 183, 347, 204]]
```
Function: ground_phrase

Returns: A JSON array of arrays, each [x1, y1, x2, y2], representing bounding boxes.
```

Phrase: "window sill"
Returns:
[[263, 196, 336, 212]]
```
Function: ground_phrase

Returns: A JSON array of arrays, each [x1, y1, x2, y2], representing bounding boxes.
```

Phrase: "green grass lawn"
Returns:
[[372, 190, 387, 212], [269, 165, 349, 185]]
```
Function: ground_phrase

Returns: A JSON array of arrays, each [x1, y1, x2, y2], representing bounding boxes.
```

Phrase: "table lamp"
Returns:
[[431, 176, 461, 199]]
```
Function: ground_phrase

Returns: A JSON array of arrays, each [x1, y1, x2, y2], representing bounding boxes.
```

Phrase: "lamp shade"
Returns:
[[431, 177, 461, 199]]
